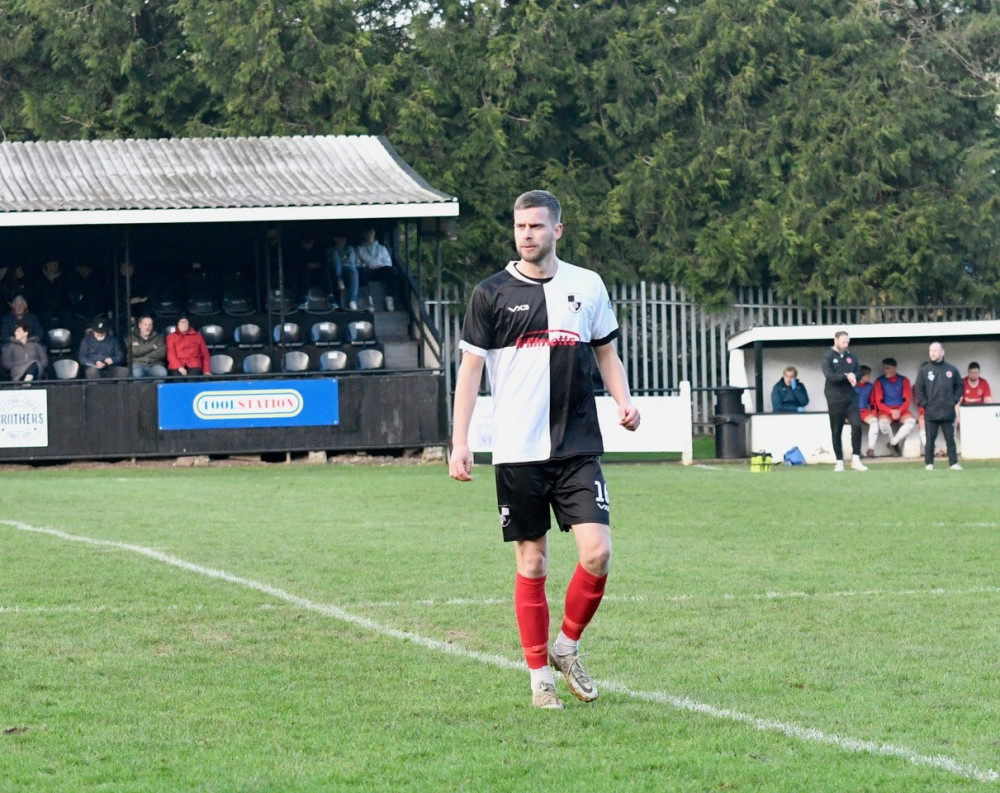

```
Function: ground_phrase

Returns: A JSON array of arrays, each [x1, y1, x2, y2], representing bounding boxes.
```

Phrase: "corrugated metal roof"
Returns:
[[0, 135, 458, 227]]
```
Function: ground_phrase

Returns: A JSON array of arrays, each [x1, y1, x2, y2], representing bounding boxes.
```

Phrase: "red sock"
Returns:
[[561, 563, 607, 641], [514, 573, 549, 669]]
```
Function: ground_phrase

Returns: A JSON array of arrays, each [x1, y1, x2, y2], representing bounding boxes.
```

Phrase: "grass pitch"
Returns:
[[2, 459, 999, 791]]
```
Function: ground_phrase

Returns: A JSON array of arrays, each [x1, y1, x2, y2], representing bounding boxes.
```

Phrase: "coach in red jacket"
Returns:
[[166, 317, 211, 376]]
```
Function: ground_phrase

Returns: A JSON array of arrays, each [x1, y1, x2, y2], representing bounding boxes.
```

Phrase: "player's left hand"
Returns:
[[619, 403, 640, 431]]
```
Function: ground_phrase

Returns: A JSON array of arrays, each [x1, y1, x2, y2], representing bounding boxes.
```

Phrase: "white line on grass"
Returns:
[[3, 519, 996, 784]]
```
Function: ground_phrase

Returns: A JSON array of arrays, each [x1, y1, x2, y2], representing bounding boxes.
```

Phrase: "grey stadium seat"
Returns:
[[282, 351, 310, 372], [53, 359, 80, 379], [209, 354, 234, 375], [242, 353, 272, 374], [310, 321, 339, 347], [200, 324, 226, 350], [234, 323, 264, 349], [319, 350, 348, 371], [347, 320, 375, 345], [272, 322, 303, 347], [47, 328, 73, 355], [357, 349, 384, 370]]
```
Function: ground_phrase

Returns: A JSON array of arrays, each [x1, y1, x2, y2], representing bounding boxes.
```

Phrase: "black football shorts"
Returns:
[[494, 455, 610, 542]]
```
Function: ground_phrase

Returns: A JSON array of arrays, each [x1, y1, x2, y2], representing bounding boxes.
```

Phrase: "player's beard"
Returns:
[[517, 237, 553, 264]]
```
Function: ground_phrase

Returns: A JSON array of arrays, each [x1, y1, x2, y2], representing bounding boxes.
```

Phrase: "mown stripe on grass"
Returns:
[[4, 519, 997, 784]]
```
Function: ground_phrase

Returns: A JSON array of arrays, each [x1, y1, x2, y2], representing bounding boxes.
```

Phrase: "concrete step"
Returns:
[[383, 340, 420, 369], [373, 310, 410, 342]]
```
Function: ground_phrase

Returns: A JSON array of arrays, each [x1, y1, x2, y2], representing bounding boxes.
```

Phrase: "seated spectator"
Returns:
[[79, 318, 128, 379], [130, 315, 168, 378], [872, 357, 916, 456], [855, 364, 879, 457], [770, 366, 809, 412], [2, 295, 45, 345], [962, 362, 992, 405], [357, 227, 400, 311], [328, 234, 360, 310], [166, 316, 211, 377], [1, 323, 48, 382], [68, 262, 111, 321]]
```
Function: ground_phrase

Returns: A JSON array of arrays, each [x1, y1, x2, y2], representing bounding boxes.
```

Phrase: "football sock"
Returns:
[[560, 563, 608, 642], [867, 422, 878, 448], [553, 630, 578, 656], [529, 665, 555, 690], [514, 573, 550, 669]]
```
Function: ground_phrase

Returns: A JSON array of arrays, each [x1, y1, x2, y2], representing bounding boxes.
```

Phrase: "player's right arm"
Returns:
[[449, 351, 486, 481]]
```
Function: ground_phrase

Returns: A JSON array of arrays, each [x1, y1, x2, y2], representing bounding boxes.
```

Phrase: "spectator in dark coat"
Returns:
[[1, 323, 48, 381], [79, 318, 127, 379], [2, 295, 45, 345], [914, 341, 964, 470]]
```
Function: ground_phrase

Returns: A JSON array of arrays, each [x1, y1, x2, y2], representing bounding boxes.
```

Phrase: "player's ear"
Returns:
[[553, 223, 563, 240]]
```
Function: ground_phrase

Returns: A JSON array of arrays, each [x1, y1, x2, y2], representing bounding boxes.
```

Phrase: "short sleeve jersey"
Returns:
[[459, 260, 619, 465]]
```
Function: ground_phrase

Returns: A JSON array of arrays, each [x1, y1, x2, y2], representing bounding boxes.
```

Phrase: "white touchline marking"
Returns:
[[3, 519, 996, 784]]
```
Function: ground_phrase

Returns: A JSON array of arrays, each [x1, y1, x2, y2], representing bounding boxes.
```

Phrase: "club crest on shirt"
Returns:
[[846, 356, 853, 364], [946, 371, 953, 378], [567, 294, 581, 313]]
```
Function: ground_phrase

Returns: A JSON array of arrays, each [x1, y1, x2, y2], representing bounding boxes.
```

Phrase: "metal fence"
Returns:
[[427, 283, 993, 431]]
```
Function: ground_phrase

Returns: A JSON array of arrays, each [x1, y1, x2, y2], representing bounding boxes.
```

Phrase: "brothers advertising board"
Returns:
[[158, 380, 338, 430], [0, 390, 48, 447]]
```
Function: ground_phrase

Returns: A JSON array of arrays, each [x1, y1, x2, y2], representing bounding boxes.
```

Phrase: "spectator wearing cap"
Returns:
[[166, 317, 211, 377], [79, 318, 127, 379], [962, 362, 992, 405], [2, 295, 44, 346], [1, 323, 48, 381]]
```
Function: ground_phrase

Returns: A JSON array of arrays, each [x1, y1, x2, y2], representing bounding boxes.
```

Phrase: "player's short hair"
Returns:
[[783, 366, 797, 377], [860, 364, 872, 375], [514, 190, 561, 224], [834, 330, 849, 341], [882, 357, 897, 367], [969, 361, 980, 371]]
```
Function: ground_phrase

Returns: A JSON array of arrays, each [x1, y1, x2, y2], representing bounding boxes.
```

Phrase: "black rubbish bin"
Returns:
[[713, 386, 748, 459]]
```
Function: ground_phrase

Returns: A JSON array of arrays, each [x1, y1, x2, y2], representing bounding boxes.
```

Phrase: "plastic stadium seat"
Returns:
[[53, 359, 80, 379], [272, 322, 303, 347], [242, 353, 272, 374], [188, 295, 220, 316], [357, 349, 385, 370], [222, 292, 254, 316], [209, 354, 234, 375], [310, 321, 339, 347], [199, 324, 226, 350], [282, 351, 310, 372], [319, 350, 348, 371], [303, 287, 333, 313], [234, 323, 264, 349], [267, 288, 295, 315], [47, 328, 73, 355], [347, 320, 375, 345], [153, 297, 181, 317], [163, 325, 177, 338]]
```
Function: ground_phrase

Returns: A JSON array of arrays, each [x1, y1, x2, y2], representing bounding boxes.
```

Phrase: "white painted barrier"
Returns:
[[468, 382, 693, 464]]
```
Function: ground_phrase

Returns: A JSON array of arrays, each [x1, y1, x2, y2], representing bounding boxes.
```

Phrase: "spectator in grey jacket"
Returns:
[[1, 323, 48, 381], [79, 318, 127, 379], [129, 315, 167, 378]]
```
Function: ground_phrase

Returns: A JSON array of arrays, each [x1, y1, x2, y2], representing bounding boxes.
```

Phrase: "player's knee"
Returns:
[[580, 544, 611, 577]]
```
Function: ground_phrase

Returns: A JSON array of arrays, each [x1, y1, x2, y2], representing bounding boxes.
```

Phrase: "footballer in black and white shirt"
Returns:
[[458, 259, 619, 464], [449, 190, 640, 711]]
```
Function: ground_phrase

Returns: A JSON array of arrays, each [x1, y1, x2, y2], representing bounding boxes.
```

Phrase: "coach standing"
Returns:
[[914, 341, 964, 471], [821, 331, 868, 472]]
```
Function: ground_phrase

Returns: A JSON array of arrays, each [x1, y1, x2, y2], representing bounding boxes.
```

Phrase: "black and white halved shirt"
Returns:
[[459, 260, 619, 465]]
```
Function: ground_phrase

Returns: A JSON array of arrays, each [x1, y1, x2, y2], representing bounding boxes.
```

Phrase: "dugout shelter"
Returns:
[[0, 135, 458, 462], [727, 321, 1000, 461]]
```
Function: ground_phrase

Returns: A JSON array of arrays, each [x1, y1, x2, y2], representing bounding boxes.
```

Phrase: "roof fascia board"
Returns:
[[0, 202, 459, 228]]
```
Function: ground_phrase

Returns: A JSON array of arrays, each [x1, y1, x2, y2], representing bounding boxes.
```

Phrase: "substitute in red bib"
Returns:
[[449, 190, 640, 709]]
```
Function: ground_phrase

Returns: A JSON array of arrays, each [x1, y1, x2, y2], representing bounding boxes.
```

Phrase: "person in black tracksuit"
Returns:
[[914, 341, 964, 469], [821, 331, 866, 470]]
